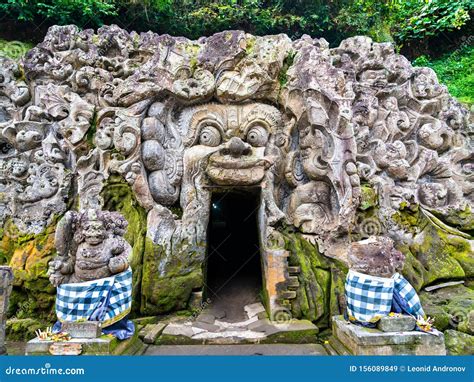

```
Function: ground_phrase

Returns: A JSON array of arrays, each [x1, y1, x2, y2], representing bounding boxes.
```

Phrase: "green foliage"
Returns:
[[334, 0, 472, 47], [2, 0, 471, 48], [0, 0, 116, 26], [393, 0, 472, 42], [413, 45, 474, 106]]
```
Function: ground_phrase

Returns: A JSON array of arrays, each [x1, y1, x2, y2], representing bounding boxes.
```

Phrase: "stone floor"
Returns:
[[152, 302, 318, 344], [145, 344, 328, 355]]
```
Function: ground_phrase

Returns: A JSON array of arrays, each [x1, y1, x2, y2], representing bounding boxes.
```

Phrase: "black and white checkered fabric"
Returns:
[[56, 268, 132, 327]]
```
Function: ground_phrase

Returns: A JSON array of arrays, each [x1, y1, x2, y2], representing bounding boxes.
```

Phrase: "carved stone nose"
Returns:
[[224, 137, 251, 157]]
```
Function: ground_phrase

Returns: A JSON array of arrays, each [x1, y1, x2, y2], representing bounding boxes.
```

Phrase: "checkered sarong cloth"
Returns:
[[345, 270, 394, 323], [56, 268, 132, 327], [392, 272, 425, 317]]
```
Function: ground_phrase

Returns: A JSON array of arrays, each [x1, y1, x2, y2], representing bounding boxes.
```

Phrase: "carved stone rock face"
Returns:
[[184, 103, 281, 186], [0, 26, 471, 319]]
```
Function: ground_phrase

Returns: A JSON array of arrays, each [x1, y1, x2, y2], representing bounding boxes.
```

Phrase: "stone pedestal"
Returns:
[[25, 332, 141, 355], [62, 321, 102, 339], [0, 267, 13, 355], [332, 315, 446, 355], [26, 337, 116, 355]]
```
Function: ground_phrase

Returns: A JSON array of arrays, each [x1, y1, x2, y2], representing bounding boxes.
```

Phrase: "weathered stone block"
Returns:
[[332, 316, 446, 355], [244, 303, 266, 319], [143, 323, 167, 344], [26, 337, 116, 355], [62, 321, 102, 339], [187, 291, 203, 310], [377, 315, 416, 332]]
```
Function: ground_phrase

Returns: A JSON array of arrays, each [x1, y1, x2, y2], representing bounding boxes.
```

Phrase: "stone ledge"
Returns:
[[332, 316, 446, 355], [25, 333, 141, 356], [26, 337, 116, 355]]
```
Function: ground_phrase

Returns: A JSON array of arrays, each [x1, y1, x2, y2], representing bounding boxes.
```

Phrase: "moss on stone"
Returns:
[[391, 202, 421, 234], [1, 218, 60, 321], [444, 329, 474, 355], [262, 328, 318, 344], [420, 285, 474, 335], [278, 50, 295, 87], [282, 230, 347, 328], [245, 36, 256, 55], [155, 334, 200, 345], [101, 175, 148, 315], [141, 243, 202, 315], [399, 246, 425, 291], [432, 204, 474, 233], [6, 318, 44, 341], [393, 204, 472, 289], [358, 184, 378, 210]]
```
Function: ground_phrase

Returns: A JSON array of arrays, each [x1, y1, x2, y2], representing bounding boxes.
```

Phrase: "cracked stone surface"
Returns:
[[155, 304, 317, 343]]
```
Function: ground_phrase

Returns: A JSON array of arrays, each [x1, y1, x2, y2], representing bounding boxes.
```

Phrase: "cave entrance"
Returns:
[[204, 189, 262, 322]]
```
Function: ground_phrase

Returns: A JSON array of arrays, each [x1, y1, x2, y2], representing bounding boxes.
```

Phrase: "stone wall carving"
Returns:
[[0, 26, 472, 320]]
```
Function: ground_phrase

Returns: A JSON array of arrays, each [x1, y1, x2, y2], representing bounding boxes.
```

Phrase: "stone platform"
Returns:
[[25, 333, 142, 356], [331, 316, 446, 355]]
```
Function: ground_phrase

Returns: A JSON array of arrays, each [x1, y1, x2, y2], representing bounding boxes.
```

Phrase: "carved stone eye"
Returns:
[[246, 126, 268, 147], [199, 126, 221, 146]]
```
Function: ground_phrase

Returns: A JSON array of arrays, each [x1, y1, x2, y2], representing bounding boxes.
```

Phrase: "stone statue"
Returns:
[[48, 209, 132, 286], [347, 236, 405, 278]]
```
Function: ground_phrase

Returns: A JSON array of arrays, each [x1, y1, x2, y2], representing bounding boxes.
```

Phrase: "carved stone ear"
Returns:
[[1, 124, 17, 145]]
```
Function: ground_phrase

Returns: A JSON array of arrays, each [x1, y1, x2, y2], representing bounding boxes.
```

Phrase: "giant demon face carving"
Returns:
[[181, 103, 283, 187]]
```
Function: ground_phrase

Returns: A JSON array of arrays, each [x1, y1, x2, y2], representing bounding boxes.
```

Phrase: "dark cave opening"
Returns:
[[205, 190, 262, 321]]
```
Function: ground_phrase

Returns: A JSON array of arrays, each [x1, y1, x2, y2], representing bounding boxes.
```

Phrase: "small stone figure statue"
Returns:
[[347, 236, 405, 278], [48, 209, 132, 286]]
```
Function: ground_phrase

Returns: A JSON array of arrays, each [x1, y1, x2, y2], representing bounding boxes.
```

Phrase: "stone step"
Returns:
[[145, 344, 328, 355], [287, 276, 300, 289], [280, 291, 297, 299], [196, 313, 215, 324], [288, 266, 301, 275], [143, 323, 167, 344], [26, 332, 143, 356], [327, 336, 351, 355], [157, 318, 318, 345]]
